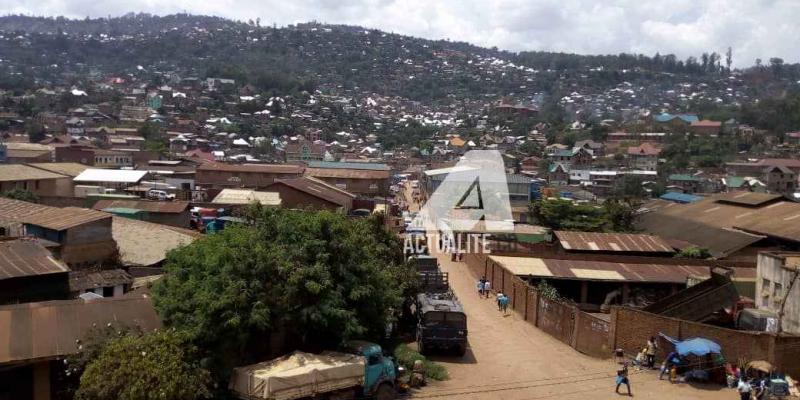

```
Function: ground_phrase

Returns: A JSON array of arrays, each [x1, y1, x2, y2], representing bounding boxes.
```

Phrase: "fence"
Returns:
[[463, 252, 800, 375], [463, 252, 611, 359], [610, 307, 800, 377]]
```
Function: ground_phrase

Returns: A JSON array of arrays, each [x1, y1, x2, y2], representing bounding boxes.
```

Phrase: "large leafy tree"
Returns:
[[152, 207, 414, 372], [75, 329, 212, 400]]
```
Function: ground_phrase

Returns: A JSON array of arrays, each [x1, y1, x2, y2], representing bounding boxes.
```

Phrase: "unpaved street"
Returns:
[[401, 183, 731, 399]]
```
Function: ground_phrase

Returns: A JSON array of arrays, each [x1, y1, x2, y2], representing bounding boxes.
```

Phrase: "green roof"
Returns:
[[725, 176, 745, 188], [668, 174, 701, 182], [102, 207, 145, 215]]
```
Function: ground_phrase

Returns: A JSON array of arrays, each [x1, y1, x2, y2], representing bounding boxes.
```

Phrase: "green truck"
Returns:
[[230, 341, 399, 400]]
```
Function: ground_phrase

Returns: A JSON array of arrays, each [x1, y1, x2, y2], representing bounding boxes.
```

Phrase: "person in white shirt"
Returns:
[[737, 379, 752, 400]]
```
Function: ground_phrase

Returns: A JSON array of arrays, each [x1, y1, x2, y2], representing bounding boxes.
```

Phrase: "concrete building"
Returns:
[[304, 161, 391, 197], [756, 252, 800, 335], [0, 164, 74, 197], [195, 162, 304, 190], [0, 197, 117, 268]]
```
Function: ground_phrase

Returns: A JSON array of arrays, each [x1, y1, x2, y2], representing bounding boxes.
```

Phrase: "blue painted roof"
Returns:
[[307, 161, 390, 171], [654, 113, 699, 123], [659, 192, 702, 203]]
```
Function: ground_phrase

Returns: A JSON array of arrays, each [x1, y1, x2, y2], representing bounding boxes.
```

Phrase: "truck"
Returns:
[[230, 341, 399, 400], [415, 291, 468, 356]]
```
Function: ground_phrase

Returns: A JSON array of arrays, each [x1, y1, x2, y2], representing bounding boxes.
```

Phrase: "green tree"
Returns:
[[677, 246, 712, 259], [153, 208, 414, 373], [613, 175, 646, 200], [530, 199, 608, 232], [25, 121, 46, 143], [603, 199, 639, 232], [75, 329, 212, 400], [2, 188, 39, 202]]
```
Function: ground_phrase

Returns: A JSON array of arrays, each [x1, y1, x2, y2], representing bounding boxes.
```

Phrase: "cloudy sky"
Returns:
[[3, 0, 798, 67]]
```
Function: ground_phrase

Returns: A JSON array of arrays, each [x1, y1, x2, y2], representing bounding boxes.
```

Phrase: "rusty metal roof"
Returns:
[[638, 193, 800, 250], [197, 162, 304, 174], [23, 206, 110, 231], [0, 240, 69, 281], [305, 167, 391, 180], [270, 176, 356, 207], [92, 199, 190, 214], [0, 197, 110, 230], [69, 269, 133, 292], [490, 255, 755, 284], [0, 296, 160, 365], [0, 164, 67, 182], [715, 191, 783, 207], [554, 231, 674, 253]]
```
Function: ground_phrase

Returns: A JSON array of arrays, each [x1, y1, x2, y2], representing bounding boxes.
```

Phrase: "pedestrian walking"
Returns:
[[476, 279, 485, 297], [737, 379, 752, 400], [500, 294, 509, 315], [496, 292, 504, 311], [483, 280, 491, 298], [615, 364, 632, 396], [645, 336, 657, 369]]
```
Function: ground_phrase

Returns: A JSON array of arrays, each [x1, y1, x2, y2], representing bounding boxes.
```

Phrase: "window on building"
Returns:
[[774, 283, 783, 306], [761, 278, 771, 308], [369, 183, 378, 190]]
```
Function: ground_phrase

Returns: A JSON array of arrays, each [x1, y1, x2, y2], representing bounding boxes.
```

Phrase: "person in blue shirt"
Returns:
[[615, 363, 632, 396], [659, 351, 680, 382]]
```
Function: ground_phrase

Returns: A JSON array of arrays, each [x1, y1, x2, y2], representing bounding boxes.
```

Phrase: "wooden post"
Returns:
[[580, 281, 589, 304]]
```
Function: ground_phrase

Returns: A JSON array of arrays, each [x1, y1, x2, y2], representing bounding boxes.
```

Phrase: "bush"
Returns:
[[393, 344, 449, 381]]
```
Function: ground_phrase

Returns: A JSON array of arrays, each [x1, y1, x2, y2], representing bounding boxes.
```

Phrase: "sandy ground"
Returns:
[[400, 183, 733, 400]]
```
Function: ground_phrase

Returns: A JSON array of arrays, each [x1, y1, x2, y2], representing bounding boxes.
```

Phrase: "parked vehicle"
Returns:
[[230, 341, 399, 400], [407, 255, 438, 273], [415, 291, 467, 356], [736, 308, 779, 332], [147, 189, 175, 201]]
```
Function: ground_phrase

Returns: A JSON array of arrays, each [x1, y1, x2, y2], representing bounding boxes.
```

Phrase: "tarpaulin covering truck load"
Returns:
[[230, 341, 399, 400]]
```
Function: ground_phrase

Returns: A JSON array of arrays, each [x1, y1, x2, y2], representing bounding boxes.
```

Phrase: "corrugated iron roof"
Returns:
[[69, 269, 133, 291], [554, 231, 674, 253], [92, 199, 190, 214], [0, 240, 69, 281], [490, 255, 754, 284], [638, 193, 800, 250], [23, 206, 110, 231], [0, 164, 67, 182], [197, 162, 305, 174], [715, 191, 783, 207], [270, 176, 355, 207], [211, 189, 281, 206], [111, 216, 198, 267], [305, 167, 391, 180], [0, 198, 110, 231], [0, 296, 160, 364], [27, 162, 90, 177]]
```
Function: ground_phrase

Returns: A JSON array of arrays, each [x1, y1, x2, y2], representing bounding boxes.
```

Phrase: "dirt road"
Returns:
[[401, 183, 731, 399]]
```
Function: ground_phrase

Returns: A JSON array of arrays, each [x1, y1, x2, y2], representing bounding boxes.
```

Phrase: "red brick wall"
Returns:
[[611, 307, 800, 374], [574, 312, 611, 359], [536, 298, 575, 345]]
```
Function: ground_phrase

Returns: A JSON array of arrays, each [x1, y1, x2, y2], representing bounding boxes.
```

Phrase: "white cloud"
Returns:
[[2, 0, 798, 66]]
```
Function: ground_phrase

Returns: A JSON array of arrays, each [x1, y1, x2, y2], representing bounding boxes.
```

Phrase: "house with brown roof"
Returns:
[[267, 176, 356, 212], [285, 139, 326, 161], [0, 197, 117, 268], [0, 164, 75, 197], [195, 162, 305, 191], [554, 231, 675, 257], [0, 296, 160, 399], [690, 119, 722, 136], [92, 199, 191, 228], [303, 161, 391, 196], [3, 142, 53, 163], [626, 142, 661, 171], [0, 239, 71, 305]]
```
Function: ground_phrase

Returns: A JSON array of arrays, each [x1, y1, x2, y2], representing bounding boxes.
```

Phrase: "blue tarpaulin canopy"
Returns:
[[659, 334, 721, 356]]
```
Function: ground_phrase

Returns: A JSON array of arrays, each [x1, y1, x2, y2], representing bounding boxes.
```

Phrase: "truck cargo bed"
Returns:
[[230, 351, 365, 400]]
